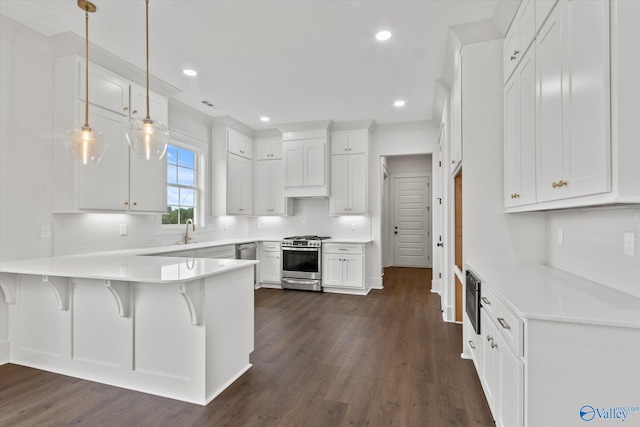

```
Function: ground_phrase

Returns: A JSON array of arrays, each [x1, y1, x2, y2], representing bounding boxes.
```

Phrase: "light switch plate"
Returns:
[[120, 224, 128, 236], [624, 232, 635, 256], [40, 225, 51, 239]]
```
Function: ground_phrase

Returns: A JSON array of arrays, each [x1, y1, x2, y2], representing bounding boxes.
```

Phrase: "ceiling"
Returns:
[[0, 0, 506, 131]]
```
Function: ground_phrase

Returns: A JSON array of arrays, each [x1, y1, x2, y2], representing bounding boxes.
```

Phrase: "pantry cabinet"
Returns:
[[504, 47, 537, 208], [53, 55, 168, 213], [227, 154, 253, 215], [255, 159, 290, 215]]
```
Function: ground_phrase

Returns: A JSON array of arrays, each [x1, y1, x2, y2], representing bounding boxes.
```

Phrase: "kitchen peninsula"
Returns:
[[0, 251, 258, 405]]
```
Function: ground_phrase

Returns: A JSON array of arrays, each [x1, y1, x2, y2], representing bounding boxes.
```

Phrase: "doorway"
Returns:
[[454, 171, 463, 322]]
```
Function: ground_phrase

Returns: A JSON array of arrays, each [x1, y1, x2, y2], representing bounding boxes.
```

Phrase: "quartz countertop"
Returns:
[[0, 252, 258, 284], [466, 260, 640, 329]]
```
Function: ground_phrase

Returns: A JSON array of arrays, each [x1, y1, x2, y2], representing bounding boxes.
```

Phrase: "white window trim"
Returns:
[[156, 129, 208, 235]]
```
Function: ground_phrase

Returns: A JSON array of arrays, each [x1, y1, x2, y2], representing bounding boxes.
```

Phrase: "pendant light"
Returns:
[[126, 0, 168, 160], [66, 0, 107, 165]]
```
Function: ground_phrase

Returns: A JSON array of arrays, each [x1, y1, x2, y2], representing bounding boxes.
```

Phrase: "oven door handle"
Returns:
[[282, 278, 320, 286], [282, 246, 320, 252]]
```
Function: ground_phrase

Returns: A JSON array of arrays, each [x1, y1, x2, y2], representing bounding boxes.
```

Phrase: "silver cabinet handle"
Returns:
[[497, 317, 511, 330], [491, 341, 498, 349], [481, 297, 491, 305], [486, 335, 493, 342], [468, 340, 476, 350]]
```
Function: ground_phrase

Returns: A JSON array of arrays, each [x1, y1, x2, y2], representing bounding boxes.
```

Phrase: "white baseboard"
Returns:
[[431, 279, 441, 294], [442, 304, 456, 323], [0, 340, 9, 365], [368, 276, 383, 289]]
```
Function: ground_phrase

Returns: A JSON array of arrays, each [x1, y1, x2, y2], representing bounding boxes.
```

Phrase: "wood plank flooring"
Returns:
[[0, 267, 493, 426]]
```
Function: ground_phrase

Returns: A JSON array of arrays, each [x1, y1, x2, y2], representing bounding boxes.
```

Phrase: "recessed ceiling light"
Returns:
[[394, 100, 406, 107], [183, 69, 198, 77], [260, 117, 270, 122], [376, 30, 392, 41]]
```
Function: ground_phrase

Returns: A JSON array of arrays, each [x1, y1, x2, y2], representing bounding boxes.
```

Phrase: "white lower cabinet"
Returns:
[[322, 243, 364, 291], [479, 289, 524, 427], [259, 241, 281, 285]]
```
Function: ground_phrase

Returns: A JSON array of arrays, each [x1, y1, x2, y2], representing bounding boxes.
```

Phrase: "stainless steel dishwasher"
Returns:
[[236, 242, 257, 284]]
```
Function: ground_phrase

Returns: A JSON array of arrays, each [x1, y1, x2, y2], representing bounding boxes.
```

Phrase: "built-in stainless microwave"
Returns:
[[465, 271, 481, 335]]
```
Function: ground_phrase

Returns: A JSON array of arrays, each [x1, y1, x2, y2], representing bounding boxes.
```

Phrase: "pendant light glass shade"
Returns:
[[67, 126, 107, 165], [126, 118, 168, 159], [68, 0, 107, 165], [126, 0, 167, 160]]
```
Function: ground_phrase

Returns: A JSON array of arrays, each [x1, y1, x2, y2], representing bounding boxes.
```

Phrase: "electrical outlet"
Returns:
[[351, 223, 356, 231], [40, 225, 51, 239], [557, 228, 564, 244], [119, 224, 128, 236], [624, 232, 635, 256]]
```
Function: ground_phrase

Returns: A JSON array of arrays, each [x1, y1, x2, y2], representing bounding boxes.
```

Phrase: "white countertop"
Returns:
[[466, 261, 640, 329], [324, 239, 373, 244], [0, 252, 258, 284]]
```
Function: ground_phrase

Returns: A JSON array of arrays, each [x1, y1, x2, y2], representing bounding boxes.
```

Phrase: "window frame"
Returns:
[[157, 129, 208, 234]]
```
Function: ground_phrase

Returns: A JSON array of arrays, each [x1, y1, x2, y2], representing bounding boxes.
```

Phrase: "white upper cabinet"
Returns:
[[330, 129, 368, 215], [210, 126, 254, 216], [504, 47, 537, 208], [536, 0, 610, 203], [255, 137, 282, 160], [227, 128, 253, 159], [450, 67, 462, 173], [504, 0, 536, 83], [536, 0, 559, 33], [54, 55, 168, 213], [282, 129, 329, 197], [129, 83, 169, 125], [330, 130, 367, 155], [255, 159, 289, 215]]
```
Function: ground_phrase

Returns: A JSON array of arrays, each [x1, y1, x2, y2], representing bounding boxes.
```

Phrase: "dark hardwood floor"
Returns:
[[0, 267, 493, 427]]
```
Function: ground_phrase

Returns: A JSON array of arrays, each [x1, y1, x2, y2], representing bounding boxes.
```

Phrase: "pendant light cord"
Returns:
[[145, 0, 151, 120], [84, 9, 90, 128]]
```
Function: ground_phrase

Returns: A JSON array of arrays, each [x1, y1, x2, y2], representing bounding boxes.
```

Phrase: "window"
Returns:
[[163, 145, 198, 225]]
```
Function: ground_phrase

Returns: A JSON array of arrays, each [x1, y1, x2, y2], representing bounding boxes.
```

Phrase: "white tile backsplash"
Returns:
[[546, 207, 640, 297]]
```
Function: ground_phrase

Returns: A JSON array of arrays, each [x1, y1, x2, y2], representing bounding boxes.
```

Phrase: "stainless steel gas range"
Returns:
[[281, 235, 331, 291]]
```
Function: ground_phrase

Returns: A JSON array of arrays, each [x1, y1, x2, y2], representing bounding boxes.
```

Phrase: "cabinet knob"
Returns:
[[123, 106, 129, 111], [514, 50, 520, 55], [552, 180, 568, 188], [451, 160, 455, 164], [491, 341, 498, 349], [124, 201, 129, 205], [132, 109, 138, 115], [133, 202, 137, 206]]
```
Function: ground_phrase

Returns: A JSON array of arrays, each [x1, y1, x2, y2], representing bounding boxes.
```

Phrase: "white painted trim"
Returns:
[[0, 339, 9, 365], [323, 287, 370, 296], [431, 279, 441, 294]]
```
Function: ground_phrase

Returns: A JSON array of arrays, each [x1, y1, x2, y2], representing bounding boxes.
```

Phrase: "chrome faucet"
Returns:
[[184, 218, 195, 244]]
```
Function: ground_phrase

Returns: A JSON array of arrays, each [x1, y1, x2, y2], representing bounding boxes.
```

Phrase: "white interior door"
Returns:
[[392, 174, 431, 267]]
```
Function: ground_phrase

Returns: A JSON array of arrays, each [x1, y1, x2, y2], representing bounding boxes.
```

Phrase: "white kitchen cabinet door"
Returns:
[[322, 254, 345, 287], [129, 83, 169, 125], [504, 0, 535, 83], [536, 4, 565, 202], [348, 154, 367, 214], [536, 0, 559, 33], [260, 251, 281, 283], [504, 47, 536, 208], [537, 0, 611, 203], [77, 104, 130, 211], [79, 61, 129, 116], [305, 142, 325, 186], [255, 160, 285, 215], [256, 137, 282, 160], [480, 309, 497, 413], [331, 130, 367, 155], [342, 255, 364, 289], [283, 141, 304, 187], [227, 128, 253, 159], [330, 155, 349, 213], [495, 334, 524, 427], [227, 154, 253, 215], [129, 153, 166, 212]]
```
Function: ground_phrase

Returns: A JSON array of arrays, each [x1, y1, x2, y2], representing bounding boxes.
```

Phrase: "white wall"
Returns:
[[546, 207, 640, 298], [0, 16, 56, 363], [386, 154, 432, 173]]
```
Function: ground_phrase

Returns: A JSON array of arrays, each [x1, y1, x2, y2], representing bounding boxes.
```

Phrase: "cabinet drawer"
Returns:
[[323, 243, 363, 255], [494, 303, 523, 357], [481, 285, 499, 318], [261, 242, 281, 252]]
